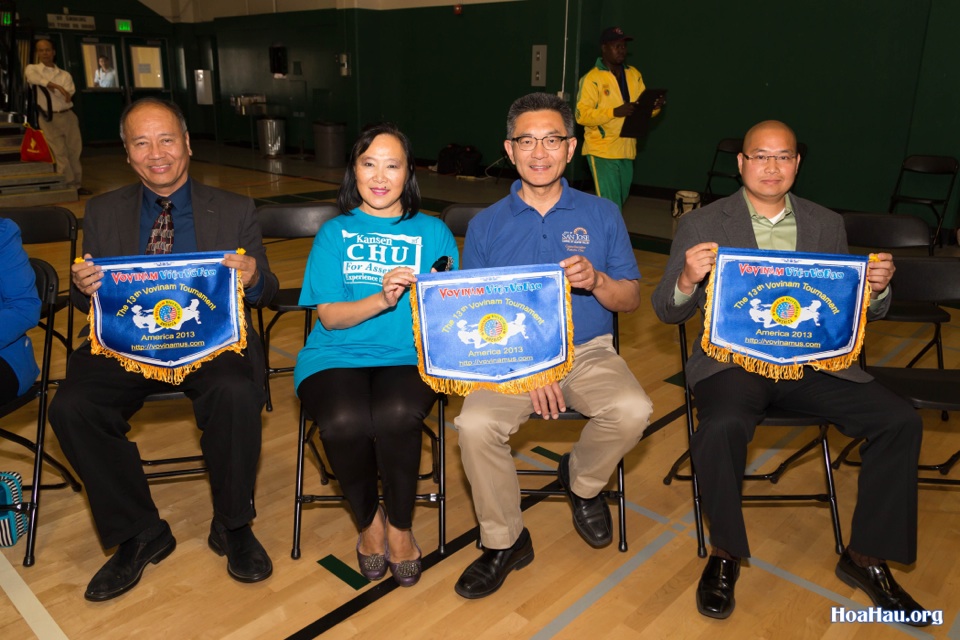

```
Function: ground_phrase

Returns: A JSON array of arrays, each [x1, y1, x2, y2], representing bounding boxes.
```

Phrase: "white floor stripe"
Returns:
[[0, 551, 69, 640]]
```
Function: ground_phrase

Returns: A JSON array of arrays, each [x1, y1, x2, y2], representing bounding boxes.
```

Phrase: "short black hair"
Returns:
[[506, 92, 575, 139], [337, 123, 421, 222], [120, 97, 188, 142]]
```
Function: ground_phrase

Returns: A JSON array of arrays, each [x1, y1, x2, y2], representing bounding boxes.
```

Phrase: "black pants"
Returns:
[[0, 357, 19, 406], [49, 344, 264, 548], [691, 367, 921, 563], [297, 366, 437, 530]]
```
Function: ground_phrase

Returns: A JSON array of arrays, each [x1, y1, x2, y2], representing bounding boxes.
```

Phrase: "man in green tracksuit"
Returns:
[[576, 26, 661, 208]]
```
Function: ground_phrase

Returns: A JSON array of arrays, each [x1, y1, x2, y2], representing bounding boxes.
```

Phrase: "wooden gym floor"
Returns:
[[1, 146, 958, 639]]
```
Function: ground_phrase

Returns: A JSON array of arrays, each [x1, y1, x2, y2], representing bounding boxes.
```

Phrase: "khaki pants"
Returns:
[[455, 334, 653, 548], [40, 109, 83, 189]]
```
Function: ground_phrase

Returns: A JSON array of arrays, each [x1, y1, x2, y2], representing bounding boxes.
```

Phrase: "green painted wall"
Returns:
[[605, 1, 930, 213], [12, 1, 960, 229]]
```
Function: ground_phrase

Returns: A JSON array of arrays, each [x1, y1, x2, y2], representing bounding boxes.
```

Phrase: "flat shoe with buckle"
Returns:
[[835, 549, 930, 627], [388, 534, 422, 587], [696, 555, 740, 619], [208, 520, 273, 583], [559, 452, 612, 548], [454, 528, 534, 599], [85, 520, 176, 602], [356, 506, 387, 581]]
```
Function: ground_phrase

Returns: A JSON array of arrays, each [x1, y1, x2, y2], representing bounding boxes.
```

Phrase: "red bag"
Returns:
[[20, 124, 55, 163]]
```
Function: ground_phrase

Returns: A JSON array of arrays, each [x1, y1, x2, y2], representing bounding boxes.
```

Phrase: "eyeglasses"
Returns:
[[742, 153, 797, 163], [510, 135, 570, 151]]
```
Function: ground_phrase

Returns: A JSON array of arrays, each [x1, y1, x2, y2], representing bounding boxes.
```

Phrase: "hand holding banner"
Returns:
[[87, 251, 247, 384], [411, 264, 574, 395], [702, 247, 875, 380]]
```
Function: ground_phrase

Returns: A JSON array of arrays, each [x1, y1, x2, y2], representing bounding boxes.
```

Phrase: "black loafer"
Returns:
[[696, 555, 740, 619], [454, 528, 534, 599], [85, 520, 176, 601], [558, 453, 612, 548], [208, 520, 273, 583], [835, 549, 930, 627]]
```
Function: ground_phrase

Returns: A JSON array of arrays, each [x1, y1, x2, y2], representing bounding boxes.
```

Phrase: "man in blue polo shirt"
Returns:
[[453, 92, 653, 599]]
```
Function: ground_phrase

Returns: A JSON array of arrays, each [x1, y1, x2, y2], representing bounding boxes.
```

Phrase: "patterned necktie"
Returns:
[[145, 197, 174, 255]]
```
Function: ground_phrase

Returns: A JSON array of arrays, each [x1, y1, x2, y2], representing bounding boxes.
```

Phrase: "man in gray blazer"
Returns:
[[651, 121, 929, 624], [50, 98, 278, 601]]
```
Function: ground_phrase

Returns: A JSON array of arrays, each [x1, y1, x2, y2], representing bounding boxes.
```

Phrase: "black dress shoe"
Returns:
[[77, 187, 93, 196], [454, 528, 534, 599], [696, 555, 740, 619], [558, 452, 612, 548], [85, 520, 176, 602], [835, 550, 931, 627], [208, 520, 273, 583]]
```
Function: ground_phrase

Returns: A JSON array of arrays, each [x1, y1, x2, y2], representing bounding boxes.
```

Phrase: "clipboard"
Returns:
[[620, 88, 666, 139]]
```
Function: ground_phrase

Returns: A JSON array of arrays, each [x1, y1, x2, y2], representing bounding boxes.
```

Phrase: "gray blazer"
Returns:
[[651, 189, 890, 389], [73, 180, 279, 386]]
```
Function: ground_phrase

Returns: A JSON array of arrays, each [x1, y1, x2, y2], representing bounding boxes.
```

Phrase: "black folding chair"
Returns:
[[843, 212, 947, 376], [255, 202, 340, 411], [888, 154, 959, 249], [833, 256, 960, 484], [665, 322, 843, 558], [517, 314, 629, 552], [292, 395, 447, 558], [1, 207, 79, 356], [702, 138, 743, 202], [440, 203, 490, 238], [442, 202, 630, 551], [0, 259, 82, 566]]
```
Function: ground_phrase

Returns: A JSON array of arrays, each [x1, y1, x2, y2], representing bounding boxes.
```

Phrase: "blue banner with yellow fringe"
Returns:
[[88, 251, 246, 385], [703, 247, 874, 380], [411, 264, 574, 395]]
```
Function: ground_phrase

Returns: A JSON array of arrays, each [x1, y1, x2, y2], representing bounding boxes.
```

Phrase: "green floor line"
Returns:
[[318, 554, 369, 590], [531, 445, 561, 462]]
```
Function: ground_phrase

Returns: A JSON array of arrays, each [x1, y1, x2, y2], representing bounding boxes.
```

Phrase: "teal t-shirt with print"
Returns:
[[293, 208, 458, 393]]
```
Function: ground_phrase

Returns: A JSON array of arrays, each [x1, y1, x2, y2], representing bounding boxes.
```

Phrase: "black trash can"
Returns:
[[313, 122, 346, 168], [257, 116, 286, 157]]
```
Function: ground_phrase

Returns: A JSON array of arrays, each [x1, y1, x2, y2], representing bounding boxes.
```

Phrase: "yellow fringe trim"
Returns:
[[411, 275, 576, 396], [701, 252, 877, 381], [89, 270, 248, 386]]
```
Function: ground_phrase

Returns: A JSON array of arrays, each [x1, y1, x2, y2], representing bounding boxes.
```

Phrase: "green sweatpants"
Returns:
[[586, 155, 633, 208]]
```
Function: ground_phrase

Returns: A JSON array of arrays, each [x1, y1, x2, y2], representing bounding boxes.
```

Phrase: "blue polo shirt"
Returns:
[[463, 178, 640, 344]]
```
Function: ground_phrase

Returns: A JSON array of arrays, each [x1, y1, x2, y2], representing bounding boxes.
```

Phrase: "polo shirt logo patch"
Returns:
[[562, 226, 590, 253]]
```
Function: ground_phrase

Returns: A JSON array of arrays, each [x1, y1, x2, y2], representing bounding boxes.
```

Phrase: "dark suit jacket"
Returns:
[[651, 189, 891, 389], [73, 180, 279, 387]]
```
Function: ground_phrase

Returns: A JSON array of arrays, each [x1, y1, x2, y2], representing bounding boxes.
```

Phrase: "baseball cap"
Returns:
[[601, 26, 633, 44]]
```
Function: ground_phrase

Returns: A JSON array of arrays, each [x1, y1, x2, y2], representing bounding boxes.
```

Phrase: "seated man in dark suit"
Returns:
[[50, 97, 278, 601], [651, 120, 930, 625]]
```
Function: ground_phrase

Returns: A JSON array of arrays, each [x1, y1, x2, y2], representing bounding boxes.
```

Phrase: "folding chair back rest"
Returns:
[[253, 202, 341, 412], [255, 202, 341, 239], [2, 208, 79, 354], [440, 203, 490, 238], [703, 138, 743, 197], [888, 257, 960, 304], [842, 212, 932, 252]]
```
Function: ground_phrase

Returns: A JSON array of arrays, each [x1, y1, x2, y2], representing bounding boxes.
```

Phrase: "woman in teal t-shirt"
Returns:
[[295, 124, 458, 587]]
